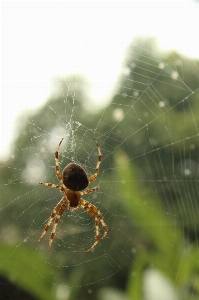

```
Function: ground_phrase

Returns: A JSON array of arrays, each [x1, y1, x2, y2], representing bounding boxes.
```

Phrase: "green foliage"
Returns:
[[114, 149, 199, 299], [1, 37, 199, 299], [115, 150, 182, 274], [99, 37, 199, 234], [0, 243, 55, 300]]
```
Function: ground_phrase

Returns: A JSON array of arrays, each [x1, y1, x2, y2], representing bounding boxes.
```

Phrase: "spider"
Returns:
[[38, 138, 108, 252]]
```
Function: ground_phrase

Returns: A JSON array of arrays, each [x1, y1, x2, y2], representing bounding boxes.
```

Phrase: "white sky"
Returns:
[[1, 0, 199, 160]]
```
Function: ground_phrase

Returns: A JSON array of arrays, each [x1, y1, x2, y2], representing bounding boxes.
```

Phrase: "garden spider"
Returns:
[[38, 138, 108, 252]]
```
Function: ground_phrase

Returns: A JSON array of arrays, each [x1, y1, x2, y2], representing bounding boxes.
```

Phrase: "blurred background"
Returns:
[[1, 1, 199, 299]]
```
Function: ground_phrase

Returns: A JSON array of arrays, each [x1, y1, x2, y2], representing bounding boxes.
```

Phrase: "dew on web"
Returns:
[[1, 37, 199, 300]]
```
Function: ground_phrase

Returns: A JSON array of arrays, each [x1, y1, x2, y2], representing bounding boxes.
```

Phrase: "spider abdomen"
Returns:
[[62, 163, 89, 191]]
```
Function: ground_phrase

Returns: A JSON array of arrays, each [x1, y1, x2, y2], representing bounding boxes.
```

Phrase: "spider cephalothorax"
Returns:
[[38, 138, 108, 252]]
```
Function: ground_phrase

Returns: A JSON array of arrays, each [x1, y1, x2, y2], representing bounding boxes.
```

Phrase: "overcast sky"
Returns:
[[1, 0, 199, 160]]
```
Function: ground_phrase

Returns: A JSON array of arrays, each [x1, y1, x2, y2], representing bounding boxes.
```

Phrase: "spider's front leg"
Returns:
[[55, 138, 64, 185], [88, 139, 102, 184]]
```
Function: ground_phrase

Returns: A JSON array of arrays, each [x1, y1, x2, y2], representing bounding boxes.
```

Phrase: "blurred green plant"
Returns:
[[1, 37, 199, 300], [0, 243, 55, 300], [114, 149, 199, 300]]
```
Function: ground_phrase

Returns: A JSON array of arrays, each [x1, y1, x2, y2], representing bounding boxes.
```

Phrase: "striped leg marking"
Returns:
[[91, 204, 108, 240], [39, 182, 65, 193], [80, 186, 100, 196], [88, 139, 102, 184], [38, 197, 65, 244], [55, 138, 64, 185], [48, 200, 68, 250], [80, 199, 108, 252]]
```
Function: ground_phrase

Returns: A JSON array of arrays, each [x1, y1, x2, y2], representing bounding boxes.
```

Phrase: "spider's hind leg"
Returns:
[[92, 205, 108, 240], [38, 196, 65, 244], [48, 199, 68, 250], [80, 198, 108, 252], [80, 201, 100, 252]]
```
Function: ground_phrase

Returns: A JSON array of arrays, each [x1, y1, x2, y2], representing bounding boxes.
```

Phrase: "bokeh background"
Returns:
[[1, 1, 199, 300]]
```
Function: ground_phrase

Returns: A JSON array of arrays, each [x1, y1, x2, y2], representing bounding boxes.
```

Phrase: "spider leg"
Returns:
[[88, 139, 102, 184], [80, 198, 108, 252], [55, 138, 65, 186], [81, 199, 108, 239], [80, 200, 100, 252], [85, 216, 99, 252], [38, 196, 65, 244], [48, 199, 68, 250], [88, 201, 108, 240], [39, 182, 65, 193], [80, 186, 99, 196]]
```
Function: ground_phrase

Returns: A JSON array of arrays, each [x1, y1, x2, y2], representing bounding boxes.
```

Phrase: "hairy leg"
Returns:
[[48, 199, 68, 250], [38, 196, 65, 243], [39, 182, 65, 193], [81, 199, 108, 240], [55, 138, 65, 186], [80, 186, 99, 196], [80, 200, 100, 252], [88, 139, 102, 183]]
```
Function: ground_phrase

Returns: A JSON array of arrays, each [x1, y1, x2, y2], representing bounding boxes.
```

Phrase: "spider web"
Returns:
[[1, 9, 199, 300]]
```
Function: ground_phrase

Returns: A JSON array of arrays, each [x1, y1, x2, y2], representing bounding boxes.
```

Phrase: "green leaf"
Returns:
[[0, 243, 55, 300], [114, 150, 183, 298]]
